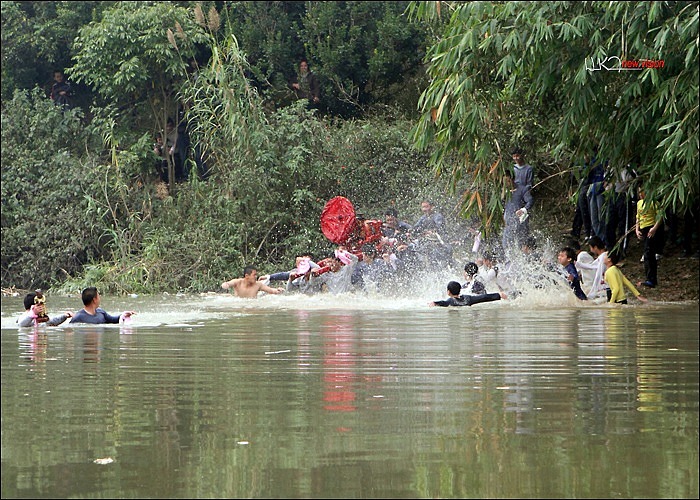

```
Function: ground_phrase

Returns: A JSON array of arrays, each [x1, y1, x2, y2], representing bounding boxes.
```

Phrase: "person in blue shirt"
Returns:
[[502, 167, 534, 253], [429, 281, 506, 307], [70, 287, 136, 324], [557, 247, 588, 300]]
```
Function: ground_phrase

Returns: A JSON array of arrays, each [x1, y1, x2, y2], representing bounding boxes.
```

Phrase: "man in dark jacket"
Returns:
[[291, 58, 320, 106], [429, 281, 506, 307], [50, 70, 72, 109]]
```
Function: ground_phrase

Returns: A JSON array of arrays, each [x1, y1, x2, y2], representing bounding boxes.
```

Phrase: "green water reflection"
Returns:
[[1, 297, 698, 498]]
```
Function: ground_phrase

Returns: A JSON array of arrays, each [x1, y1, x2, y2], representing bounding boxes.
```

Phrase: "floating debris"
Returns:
[[93, 457, 114, 465]]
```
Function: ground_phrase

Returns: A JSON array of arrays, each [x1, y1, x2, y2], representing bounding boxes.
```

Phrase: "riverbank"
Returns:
[[540, 192, 699, 303]]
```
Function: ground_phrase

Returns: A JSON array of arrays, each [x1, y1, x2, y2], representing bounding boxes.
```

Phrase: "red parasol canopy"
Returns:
[[320, 196, 356, 244]]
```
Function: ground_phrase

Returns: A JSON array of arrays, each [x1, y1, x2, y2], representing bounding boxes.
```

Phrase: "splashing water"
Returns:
[[1, 231, 610, 331]]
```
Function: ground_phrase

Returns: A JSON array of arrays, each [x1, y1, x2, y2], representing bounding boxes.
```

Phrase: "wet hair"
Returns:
[[483, 251, 497, 263], [464, 262, 479, 276], [243, 265, 257, 276], [384, 208, 398, 217], [447, 281, 462, 296], [588, 236, 606, 250], [81, 287, 98, 306], [559, 247, 577, 262], [23, 292, 37, 310]]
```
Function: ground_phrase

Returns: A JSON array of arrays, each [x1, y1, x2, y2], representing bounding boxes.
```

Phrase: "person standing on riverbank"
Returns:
[[511, 148, 534, 214], [502, 168, 534, 253], [635, 187, 665, 288], [290, 58, 320, 107], [50, 69, 72, 110]]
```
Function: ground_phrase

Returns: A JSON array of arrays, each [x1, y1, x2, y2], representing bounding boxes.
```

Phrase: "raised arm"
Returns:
[[221, 278, 241, 290]]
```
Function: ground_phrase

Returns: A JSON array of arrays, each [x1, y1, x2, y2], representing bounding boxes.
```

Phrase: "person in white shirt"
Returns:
[[309, 247, 359, 294], [575, 236, 609, 299]]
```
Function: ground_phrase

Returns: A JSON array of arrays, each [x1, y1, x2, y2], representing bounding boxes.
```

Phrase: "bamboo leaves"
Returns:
[[410, 0, 699, 225]]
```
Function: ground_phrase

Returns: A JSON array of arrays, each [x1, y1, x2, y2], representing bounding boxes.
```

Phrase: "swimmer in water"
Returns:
[[221, 265, 285, 298], [429, 281, 507, 307]]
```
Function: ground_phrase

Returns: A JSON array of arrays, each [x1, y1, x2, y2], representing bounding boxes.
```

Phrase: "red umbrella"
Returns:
[[320, 196, 356, 244]]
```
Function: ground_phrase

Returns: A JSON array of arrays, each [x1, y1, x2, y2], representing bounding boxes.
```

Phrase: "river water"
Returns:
[[1, 284, 698, 498]]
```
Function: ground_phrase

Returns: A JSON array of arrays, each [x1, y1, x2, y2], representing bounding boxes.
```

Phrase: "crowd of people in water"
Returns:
[[226, 224, 648, 308], [20, 146, 688, 327], [227, 145, 683, 307], [211, 147, 654, 307]]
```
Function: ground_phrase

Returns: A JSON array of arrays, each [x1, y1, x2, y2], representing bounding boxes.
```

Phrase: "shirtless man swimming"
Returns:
[[221, 265, 285, 298]]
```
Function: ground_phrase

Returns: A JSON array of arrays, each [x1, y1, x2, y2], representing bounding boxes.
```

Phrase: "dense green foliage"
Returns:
[[1, 89, 103, 288], [409, 1, 699, 231], [0, 1, 110, 105], [1, 1, 697, 293], [1, 1, 441, 293], [301, 1, 428, 116], [1, 89, 438, 294]]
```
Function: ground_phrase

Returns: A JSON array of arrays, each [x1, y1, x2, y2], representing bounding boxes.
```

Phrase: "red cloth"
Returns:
[[320, 196, 356, 244]]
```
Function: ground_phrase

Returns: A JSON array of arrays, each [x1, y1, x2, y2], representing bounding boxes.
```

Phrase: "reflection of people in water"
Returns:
[[24, 330, 49, 366], [83, 329, 102, 363], [322, 316, 358, 412]]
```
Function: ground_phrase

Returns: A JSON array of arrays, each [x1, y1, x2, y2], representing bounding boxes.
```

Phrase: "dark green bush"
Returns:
[[1, 88, 103, 290]]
